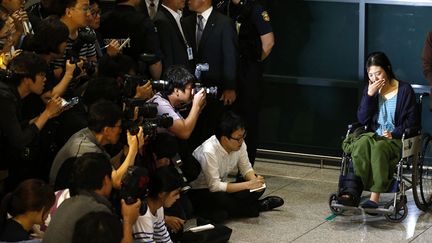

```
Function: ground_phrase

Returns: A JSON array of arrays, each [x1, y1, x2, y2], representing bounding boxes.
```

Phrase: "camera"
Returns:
[[120, 166, 150, 215], [122, 98, 173, 137], [66, 28, 97, 76], [171, 154, 191, 193], [123, 74, 170, 97], [195, 63, 209, 80], [192, 82, 218, 98]]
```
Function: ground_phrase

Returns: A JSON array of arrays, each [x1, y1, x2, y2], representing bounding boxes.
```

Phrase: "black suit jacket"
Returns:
[[154, 6, 192, 74], [182, 8, 238, 90]]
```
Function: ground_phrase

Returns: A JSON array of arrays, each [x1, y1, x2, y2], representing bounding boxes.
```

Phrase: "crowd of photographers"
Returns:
[[0, 0, 278, 242]]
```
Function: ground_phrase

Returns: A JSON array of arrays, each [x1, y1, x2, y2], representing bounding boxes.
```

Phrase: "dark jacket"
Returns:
[[153, 6, 192, 74], [182, 8, 238, 90], [357, 81, 419, 139], [0, 81, 39, 169]]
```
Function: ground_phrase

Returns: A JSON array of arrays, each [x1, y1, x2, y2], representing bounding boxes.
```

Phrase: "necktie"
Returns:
[[149, 0, 156, 19], [196, 15, 204, 49]]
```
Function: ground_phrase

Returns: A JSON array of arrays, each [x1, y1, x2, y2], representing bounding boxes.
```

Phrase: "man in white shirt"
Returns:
[[189, 111, 284, 222]]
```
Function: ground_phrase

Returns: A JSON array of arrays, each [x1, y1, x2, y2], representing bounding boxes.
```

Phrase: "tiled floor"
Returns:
[[220, 159, 432, 243]]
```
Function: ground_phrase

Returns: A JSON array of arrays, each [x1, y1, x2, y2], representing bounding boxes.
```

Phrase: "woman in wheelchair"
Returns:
[[340, 52, 419, 208]]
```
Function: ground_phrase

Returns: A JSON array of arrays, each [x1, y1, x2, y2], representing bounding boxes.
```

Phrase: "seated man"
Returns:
[[189, 111, 284, 222], [341, 52, 419, 208], [49, 100, 144, 190], [43, 152, 141, 243], [148, 65, 206, 140]]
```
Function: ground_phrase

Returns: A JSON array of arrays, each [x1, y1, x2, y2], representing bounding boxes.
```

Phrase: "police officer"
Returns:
[[217, 0, 274, 166]]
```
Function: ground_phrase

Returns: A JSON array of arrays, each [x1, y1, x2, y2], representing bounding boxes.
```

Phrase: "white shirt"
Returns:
[[197, 6, 213, 31], [191, 135, 254, 192], [133, 206, 172, 243]]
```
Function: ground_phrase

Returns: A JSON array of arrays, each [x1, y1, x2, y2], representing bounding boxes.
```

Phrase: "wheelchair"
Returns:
[[328, 93, 432, 223]]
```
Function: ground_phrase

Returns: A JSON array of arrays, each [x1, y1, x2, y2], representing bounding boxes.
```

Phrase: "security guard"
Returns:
[[217, 0, 274, 166]]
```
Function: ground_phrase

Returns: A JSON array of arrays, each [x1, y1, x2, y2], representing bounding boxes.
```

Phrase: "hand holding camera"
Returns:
[[127, 126, 145, 154], [192, 87, 206, 111], [134, 80, 153, 100], [121, 198, 141, 226]]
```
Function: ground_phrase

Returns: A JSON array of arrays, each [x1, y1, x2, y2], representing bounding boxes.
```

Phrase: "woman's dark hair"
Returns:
[[162, 65, 196, 95], [87, 100, 122, 133], [70, 152, 112, 196], [0, 179, 55, 228], [73, 211, 122, 243], [7, 52, 48, 86], [24, 15, 68, 55], [365, 52, 396, 80], [215, 111, 246, 140], [148, 166, 183, 198]]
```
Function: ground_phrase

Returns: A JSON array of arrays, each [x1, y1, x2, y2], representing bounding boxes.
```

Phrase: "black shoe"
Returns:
[[258, 196, 284, 212]]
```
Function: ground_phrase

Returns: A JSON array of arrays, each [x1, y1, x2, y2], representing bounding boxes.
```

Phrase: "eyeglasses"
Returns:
[[72, 5, 91, 13], [229, 131, 247, 143]]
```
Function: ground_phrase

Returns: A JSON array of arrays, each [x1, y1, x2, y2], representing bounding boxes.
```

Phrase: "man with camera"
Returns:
[[44, 152, 141, 243], [49, 100, 145, 191], [100, 0, 163, 80], [148, 65, 206, 140], [0, 52, 64, 193], [51, 0, 97, 76]]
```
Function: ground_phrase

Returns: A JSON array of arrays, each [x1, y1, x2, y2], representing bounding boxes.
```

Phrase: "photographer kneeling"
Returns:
[[49, 100, 145, 190], [0, 52, 63, 193]]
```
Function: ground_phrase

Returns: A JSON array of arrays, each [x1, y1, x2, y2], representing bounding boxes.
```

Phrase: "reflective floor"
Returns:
[[220, 159, 432, 243]]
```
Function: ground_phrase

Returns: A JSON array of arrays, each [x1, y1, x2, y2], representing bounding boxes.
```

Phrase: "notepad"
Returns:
[[250, 183, 266, 192]]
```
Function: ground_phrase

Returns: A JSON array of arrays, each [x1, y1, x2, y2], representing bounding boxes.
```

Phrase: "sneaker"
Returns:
[[258, 196, 284, 212]]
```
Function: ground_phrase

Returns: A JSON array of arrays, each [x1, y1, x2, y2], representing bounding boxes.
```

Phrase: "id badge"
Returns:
[[187, 46, 193, 60]]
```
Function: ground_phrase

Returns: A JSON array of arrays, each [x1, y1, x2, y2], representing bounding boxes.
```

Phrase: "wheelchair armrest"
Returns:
[[347, 122, 367, 133], [403, 127, 421, 139]]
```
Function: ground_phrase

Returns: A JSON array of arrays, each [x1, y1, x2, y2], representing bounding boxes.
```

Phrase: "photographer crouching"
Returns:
[[0, 52, 64, 193]]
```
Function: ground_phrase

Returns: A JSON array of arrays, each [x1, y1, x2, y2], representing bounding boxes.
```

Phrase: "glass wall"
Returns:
[[260, 0, 432, 156]]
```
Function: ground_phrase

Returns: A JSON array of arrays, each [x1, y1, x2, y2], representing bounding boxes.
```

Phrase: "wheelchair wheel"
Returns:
[[384, 196, 408, 223], [329, 193, 344, 215], [412, 133, 432, 211]]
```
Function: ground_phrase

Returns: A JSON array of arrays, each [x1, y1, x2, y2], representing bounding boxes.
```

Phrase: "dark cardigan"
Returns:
[[357, 81, 419, 139]]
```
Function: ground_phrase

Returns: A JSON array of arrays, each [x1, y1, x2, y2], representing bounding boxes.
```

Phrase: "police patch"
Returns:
[[261, 11, 270, 22]]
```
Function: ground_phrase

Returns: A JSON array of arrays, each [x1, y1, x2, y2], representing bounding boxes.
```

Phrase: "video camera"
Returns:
[[123, 74, 170, 98], [120, 166, 150, 215], [122, 98, 173, 137]]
